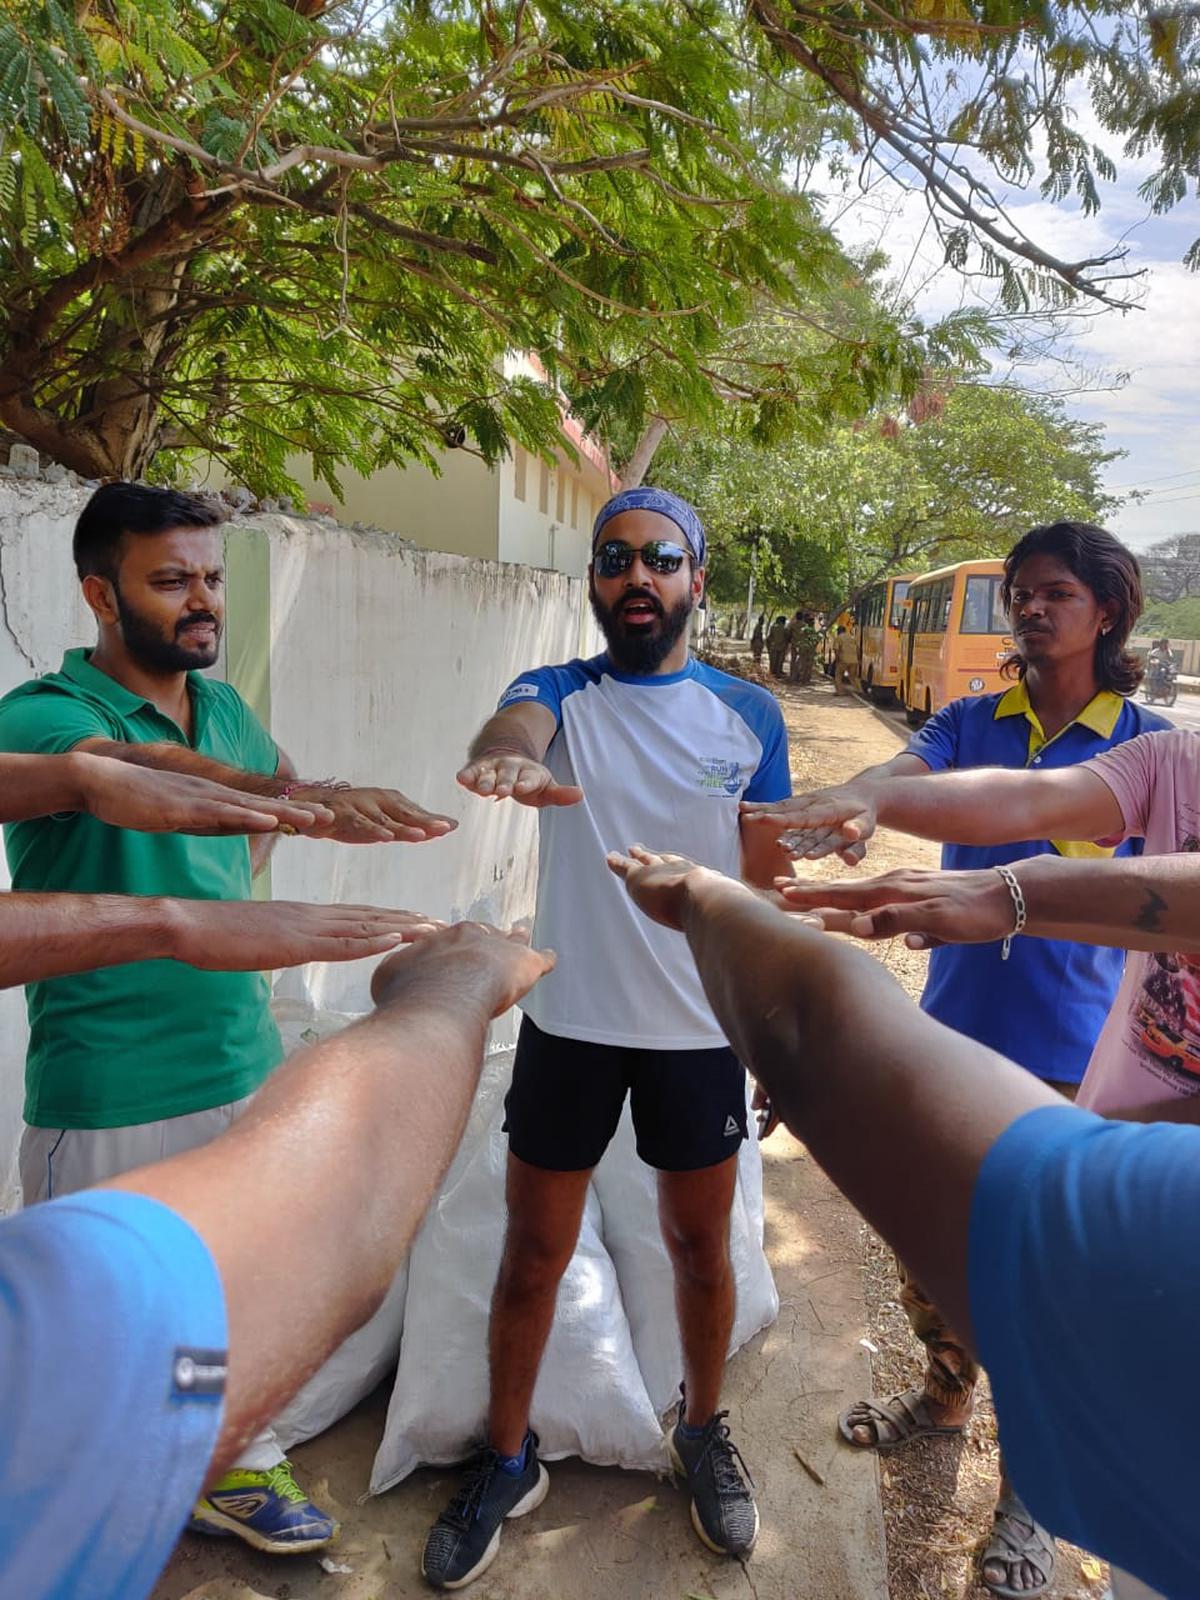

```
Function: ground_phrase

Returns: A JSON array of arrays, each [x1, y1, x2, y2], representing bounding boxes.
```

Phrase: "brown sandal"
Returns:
[[837, 1388, 968, 1452], [979, 1492, 1057, 1598]]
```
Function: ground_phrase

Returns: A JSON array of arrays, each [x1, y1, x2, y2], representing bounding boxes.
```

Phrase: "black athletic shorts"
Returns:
[[503, 1015, 748, 1174]]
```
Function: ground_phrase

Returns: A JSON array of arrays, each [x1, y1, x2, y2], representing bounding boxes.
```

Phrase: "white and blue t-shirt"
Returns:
[[498, 653, 791, 1048]]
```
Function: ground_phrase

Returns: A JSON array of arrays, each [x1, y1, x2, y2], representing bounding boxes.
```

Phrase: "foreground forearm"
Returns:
[[868, 766, 1105, 846], [869, 769, 1030, 842], [0, 752, 90, 821], [109, 991, 489, 1475], [0, 893, 177, 986], [865, 753, 931, 785], [679, 880, 1058, 1342], [1014, 854, 1200, 952], [81, 738, 285, 797]]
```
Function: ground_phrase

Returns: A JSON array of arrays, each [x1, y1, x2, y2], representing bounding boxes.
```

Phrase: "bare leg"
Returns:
[[658, 1155, 738, 1424], [487, 1153, 592, 1456]]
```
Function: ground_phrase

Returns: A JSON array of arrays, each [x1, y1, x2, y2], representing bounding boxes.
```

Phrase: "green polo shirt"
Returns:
[[0, 649, 284, 1129]]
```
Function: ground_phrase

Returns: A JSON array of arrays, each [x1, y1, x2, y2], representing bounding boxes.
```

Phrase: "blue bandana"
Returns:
[[591, 487, 706, 566]]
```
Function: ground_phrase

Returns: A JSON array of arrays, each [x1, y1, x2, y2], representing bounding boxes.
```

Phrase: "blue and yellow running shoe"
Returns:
[[189, 1459, 338, 1554]]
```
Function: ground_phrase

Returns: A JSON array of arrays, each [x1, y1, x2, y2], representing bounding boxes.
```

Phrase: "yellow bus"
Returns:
[[854, 573, 915, 704], [901, 558, 1011, 726]]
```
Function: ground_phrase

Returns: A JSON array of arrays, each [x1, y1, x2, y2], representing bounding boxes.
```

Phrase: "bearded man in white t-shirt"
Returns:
[[418, 489, 792, 1591]]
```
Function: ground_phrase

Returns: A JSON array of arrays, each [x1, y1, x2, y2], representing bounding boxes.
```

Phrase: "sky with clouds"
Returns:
[[822, 92, 1199, 553]]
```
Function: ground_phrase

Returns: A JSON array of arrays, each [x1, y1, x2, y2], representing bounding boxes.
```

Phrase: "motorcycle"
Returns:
[[1144, 657, 1179, 708]]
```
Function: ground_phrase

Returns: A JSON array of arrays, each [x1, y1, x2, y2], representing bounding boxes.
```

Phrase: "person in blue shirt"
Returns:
[[608, 843, 1200, 1600], [744, 521, 1170, 1598], [1, 882, 553, 1600]]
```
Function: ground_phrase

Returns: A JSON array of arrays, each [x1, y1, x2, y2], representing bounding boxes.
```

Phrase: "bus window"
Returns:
[[961, 574, 1007, 633], [925, 579, 951, 634], [889, 581, 910, 629], [902, 559, 1008, 725]]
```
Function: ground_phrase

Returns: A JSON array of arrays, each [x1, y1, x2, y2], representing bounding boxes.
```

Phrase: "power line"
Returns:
[[1110, 466, 1200, 492], [1135, 491, 1200, 510], [1141, 481, 1200, 500]]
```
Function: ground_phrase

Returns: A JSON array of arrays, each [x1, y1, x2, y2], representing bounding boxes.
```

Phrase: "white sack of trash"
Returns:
[[369, 1049, 776, 1492], [264, 1002, 778, 1484]]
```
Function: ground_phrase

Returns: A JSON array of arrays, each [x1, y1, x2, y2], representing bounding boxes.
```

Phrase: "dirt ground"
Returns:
[[152, 668, 1106, 1600]]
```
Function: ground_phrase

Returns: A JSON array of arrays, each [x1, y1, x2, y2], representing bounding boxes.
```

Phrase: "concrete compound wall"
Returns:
[[0, 475, 599, 1206]]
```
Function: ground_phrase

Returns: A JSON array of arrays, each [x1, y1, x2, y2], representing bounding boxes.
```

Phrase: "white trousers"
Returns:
[[20, 1096, 284, 1473]]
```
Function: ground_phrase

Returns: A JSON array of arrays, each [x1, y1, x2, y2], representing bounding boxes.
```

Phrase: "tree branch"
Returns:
[[748, 0, 1145, 308]]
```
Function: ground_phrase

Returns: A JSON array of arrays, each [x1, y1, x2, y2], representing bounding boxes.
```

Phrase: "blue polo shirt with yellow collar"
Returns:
[[907, 682, 1172, 1084]]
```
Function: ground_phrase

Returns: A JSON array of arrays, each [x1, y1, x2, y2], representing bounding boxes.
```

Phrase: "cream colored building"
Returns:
[[286, 355, 618, 578]]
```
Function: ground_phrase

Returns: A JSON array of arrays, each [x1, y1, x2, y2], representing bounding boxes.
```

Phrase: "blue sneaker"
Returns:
[[421, 1432, 549, 1589], [189, 1460, 338, 1553], [667, 1395, 759, 1557]]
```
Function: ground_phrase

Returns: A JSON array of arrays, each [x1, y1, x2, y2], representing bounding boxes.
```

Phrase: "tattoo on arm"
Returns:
[[1134, 888, 1168, 934]]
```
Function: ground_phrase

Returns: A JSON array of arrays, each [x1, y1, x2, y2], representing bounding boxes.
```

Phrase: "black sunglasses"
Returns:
[[594, 539, 689, 578]]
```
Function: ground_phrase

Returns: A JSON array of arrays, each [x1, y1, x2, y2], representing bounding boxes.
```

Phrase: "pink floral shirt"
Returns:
[[1077, 729, 1200, 1115]]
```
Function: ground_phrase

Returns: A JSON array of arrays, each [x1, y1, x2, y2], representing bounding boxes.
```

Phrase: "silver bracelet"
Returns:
[[994, 864, 1027, 961]]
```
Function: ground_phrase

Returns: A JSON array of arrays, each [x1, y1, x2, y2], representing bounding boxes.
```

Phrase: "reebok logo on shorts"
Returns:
[[724, 1115, 740, 1137]]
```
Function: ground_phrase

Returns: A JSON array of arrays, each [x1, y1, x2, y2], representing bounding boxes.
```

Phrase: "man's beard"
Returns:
[[114, 587, 222, 672], [589, 584, 693, 674]]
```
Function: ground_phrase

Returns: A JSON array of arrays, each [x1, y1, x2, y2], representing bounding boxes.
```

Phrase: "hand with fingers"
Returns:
[[739, 785, 878, 865], [165, 900, 447, 971], [775, 866, 1016, 949], [605, 844, 752, 931], [76, 754, 336, 837], [290, 784, 458, 844], [371, 919, 556, 1019], [456, 753, 583, 809]]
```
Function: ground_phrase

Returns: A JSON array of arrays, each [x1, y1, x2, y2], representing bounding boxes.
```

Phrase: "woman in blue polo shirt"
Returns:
[[759, 521, 1170, 1599]]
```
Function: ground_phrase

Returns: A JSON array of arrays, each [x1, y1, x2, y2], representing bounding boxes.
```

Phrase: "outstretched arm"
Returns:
[[0, 750, 331, 835], [76, 737, 456, 844], [0, 894, 445, 989], [742, 762, 1123, 859], [606, 849, 1059, 1347], [778, 852, 1200, 954], [107, 923, 555, 1477], [742, 752, 928, 870], [457, 701, 582, 808]]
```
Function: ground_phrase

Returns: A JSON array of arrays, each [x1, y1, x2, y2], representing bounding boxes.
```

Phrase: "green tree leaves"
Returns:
[[653, 383, 1121, 609], [0, 0, 1191, 493]]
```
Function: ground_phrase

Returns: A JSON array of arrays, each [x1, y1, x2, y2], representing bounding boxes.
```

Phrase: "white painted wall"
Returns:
[[282, 439, 608, 579], [497, 447, 604, 578], [258, 515, 599, 1018], [0, 480, 599, 1209], [281, 448, 502, 563], [0, 480, 110, 1204]]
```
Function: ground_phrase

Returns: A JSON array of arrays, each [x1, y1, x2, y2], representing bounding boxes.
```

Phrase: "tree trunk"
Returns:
[[0, 180, 229, 479], [620, 413, 670, 489], [70, 173, 194, 478]]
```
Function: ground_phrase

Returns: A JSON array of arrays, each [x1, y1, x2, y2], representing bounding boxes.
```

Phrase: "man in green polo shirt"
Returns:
[[0, 480, 457, 1558]]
